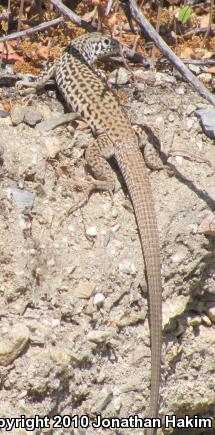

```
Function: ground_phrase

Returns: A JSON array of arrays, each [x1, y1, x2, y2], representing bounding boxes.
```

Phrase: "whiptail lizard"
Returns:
[[17, 32, 162, 435]]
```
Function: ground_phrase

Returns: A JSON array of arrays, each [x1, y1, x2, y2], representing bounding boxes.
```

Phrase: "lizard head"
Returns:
[[70, 32, 120, 66]]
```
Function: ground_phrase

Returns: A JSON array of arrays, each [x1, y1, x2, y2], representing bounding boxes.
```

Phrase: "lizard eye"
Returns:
[[104, 39, 110, 45]]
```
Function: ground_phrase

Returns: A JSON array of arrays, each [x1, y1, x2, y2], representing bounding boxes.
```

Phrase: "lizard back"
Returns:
[[55, 46, 133, 143]]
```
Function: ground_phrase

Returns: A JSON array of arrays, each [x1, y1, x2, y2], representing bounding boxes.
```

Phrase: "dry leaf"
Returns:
[[180, 46, 194, 58], [199, 13, 210, 29], [106, 13, 118, 28], [198, 215, 215, 236], [1, 21, 8, 33], [37, 46, 50, 60]]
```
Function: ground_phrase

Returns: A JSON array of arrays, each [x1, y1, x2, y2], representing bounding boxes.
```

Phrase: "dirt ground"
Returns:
[[0, 64, 215, 435]]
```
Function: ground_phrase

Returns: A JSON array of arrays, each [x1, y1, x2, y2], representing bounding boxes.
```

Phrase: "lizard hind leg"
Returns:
[[68, 137, 115, 215], [134, 124, 174, 174], [85, 136, 115, 191]]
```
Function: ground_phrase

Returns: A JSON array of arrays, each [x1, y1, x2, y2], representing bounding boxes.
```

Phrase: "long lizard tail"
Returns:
[[116, 145, 162, 435]]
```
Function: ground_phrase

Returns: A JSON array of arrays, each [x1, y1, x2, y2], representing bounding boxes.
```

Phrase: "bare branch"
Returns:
[[17, 0, 25, 34], [49, 0, 95, 32], [201, 0, 214, 46], [105, 0, 114, 16], [0, 17, 64, 43], [151, 0, 163, 69]]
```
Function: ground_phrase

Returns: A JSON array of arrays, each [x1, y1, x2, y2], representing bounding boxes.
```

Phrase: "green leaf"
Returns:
[[178, 6, 193, 24]]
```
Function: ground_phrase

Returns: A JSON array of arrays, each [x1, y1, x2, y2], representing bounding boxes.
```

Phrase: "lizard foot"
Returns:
[[65, 175, 114, 216], [15, 80, 38, 96]]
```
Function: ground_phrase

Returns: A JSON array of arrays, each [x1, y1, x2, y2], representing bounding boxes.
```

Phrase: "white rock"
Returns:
[[93, 293, 105, 307], [175, 86, 185, 95], [118, 260, 137, 275], [86, 226, 97, 237]]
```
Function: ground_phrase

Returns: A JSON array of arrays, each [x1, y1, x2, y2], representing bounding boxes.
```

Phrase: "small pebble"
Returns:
[[208, 306, 215, 322], [24, 107, 43, 126], [11, 105, 25, 125], [175, 87, 185, 95], [86, 226, 97, 237], [198, 214, 215, 236], [118, 260, 137, 275], [135, 83, 145, 93], [196, 108, 215, 140], [0, 109, 9, 118], [93, 293, 105, 307], [198, 73, 212, 84], [189, 316, 202, 327], [188, 64, 200, 75], [202, 315, 212, 327], [7, 187, 35, 210], [87, 329, 115, 343], [108, 67, 130, 86], [73, 281, 95, 299], [168, 113, 175, 122]]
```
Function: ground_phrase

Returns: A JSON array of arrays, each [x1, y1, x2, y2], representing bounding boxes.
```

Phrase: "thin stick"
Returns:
[[49, 0, 95, 32], [160, 58, 215, 66], [151, 0, 163, 69], [105, 0, 114, 16], [201, 0, 214, 47], [0, 17, 64, 43], [17, 0, 25, 33]]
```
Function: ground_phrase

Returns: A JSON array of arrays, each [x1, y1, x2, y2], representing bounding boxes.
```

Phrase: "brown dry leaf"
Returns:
[[76, 119, 88, 129], [14, 60, 39, 75], [116, 90, 128, 102], [0, 42, 13, 54], [7, 40, 18, 48], [0, 42, 24, 63], [37, 46, 50, 60], [82, 9, 97, 22], [199, 13, 210, 29], [194, 48, 206, 60], [198, 215, 215, 236], [180, 46, 194, 59], [73, 281, 95, 299], [106, 12, 118, 28], [1, 20, 8, 33]]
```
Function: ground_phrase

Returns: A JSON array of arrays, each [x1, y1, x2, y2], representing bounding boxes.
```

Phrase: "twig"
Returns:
[[123, 0, 215, 107], [0, 1, 10, 67], [184, 25, 215, 38], [49, 0, 95, 32], [17, 0, 25, 34], [7, 0, 11, 16], [159, 58, 215, 67], [0, 17, 64, 43], [35, 0, 44, 22], [201, 0, 214, 47], [105, 0, 114, 16], [182, 59, 215, 66], [120, 0, 137, 33], [151, 0, 163, 70]]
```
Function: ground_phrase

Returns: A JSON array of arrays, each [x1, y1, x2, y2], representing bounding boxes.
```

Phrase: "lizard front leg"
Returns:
[[16, 61, 59, 93]]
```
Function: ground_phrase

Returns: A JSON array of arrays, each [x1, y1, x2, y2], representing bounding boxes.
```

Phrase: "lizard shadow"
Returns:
[[163, 162, 215, 211], [112, 123, 215, 211]]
